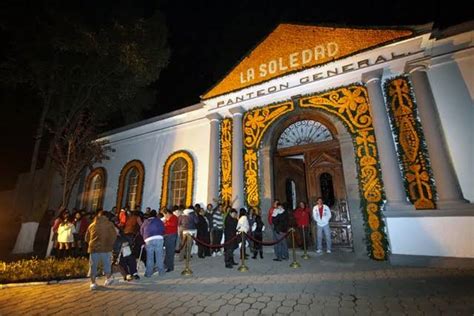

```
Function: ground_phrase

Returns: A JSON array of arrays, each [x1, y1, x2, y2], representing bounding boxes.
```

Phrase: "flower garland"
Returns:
[[299, 84, 387, 260], [220, 118, 233, 207], [242, 101, 294, 208], [239, 84, 387, 260], [384, 76, 437, 209]]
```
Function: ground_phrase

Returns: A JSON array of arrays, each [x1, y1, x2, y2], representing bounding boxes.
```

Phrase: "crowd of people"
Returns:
[[48, 197, 332, 290]]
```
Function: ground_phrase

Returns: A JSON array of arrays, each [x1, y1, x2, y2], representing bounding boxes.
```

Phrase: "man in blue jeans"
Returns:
[[85, 209, 118, 290], [140, 210, 165, 277], [312, 197, 332, 253], [272, 202, 289, 261], [163, 208, 178, 272]]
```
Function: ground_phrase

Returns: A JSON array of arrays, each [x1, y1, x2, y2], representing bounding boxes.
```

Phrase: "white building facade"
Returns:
[[73, 23, 474, 265]]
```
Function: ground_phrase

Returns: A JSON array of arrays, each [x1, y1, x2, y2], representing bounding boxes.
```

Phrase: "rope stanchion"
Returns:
[[181, 234, 193, 276], [289, 228, 301, 268], [174, 238, 187, 254], [237, 231, 248, 272], [184, 230, 289, 252], [302, 225, 310, 260]]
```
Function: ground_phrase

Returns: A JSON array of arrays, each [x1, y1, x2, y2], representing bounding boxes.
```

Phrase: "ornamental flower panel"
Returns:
[[299, 85, 387, 260], [242, 101, 294, 209], [384, 77, 436, 209], [220, 118, 233, 207]]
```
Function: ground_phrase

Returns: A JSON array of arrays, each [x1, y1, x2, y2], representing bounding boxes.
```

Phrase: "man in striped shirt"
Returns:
[[211, 204, 224, 256]]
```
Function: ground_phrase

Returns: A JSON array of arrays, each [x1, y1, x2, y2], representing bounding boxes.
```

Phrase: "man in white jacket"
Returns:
[[312, 197, 332, 253]]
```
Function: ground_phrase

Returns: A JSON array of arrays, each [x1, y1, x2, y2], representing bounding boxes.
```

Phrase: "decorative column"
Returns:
[[407, 64, 468, 208], [229, 106, 245, 209], [362, 69, 414, 211], [206, 113, 222, 205]]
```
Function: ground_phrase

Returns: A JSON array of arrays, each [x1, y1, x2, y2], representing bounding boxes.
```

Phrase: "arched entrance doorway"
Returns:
[[241, 85, 387, 260], [272, 118, 354, 250]]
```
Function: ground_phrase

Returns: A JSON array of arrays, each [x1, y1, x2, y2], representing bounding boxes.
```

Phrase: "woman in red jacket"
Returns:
[[293, 202, 311, 249], [163, 208, 178, 272]]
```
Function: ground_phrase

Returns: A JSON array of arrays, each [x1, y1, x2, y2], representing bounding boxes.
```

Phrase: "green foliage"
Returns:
[[0, 1, 170, 212], [0, 257, 89, 283], [0, 1, 170, 128], [300, 84, 388, 260]]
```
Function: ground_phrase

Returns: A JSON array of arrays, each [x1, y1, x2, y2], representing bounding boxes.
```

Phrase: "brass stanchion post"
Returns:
[[238, 231, 249, 272], [181, 233, 193, 276], [302, 225, 310, 260], [289, 228, 301, 268]]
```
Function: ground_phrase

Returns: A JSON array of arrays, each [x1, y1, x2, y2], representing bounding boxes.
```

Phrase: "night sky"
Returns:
[[0, 0, 471, 190]]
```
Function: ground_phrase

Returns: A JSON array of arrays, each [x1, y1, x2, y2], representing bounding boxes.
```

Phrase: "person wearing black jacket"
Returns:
[[224, 209, 239, 268], [272, 203, 289, 261], [252, 214, 265, 259], [196, 208, 211, 258]]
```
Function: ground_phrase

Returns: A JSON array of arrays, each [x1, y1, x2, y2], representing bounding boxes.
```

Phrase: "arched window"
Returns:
[[160, 151, 194, 208], [169, 158, 188, 206], [277, 120, 333, 149], [123, 168, 139, 210], [117, 160, 145, 211], [84, 168, 106, 212]]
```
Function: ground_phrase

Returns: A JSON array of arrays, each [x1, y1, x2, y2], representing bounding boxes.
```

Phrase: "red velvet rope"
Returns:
[[154, 228, 293, 254], [190, 234, 241, 248], [245, 231, 291, 246]]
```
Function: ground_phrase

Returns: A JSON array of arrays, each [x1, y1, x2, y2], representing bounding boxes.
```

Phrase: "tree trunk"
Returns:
[[12, 102, 51, 254], [12, 162, 55, 254], [30, 102, 50, 174], [11, 222, 40, 254], [61, 139, 73, 209], [63, 185, 74, 211]]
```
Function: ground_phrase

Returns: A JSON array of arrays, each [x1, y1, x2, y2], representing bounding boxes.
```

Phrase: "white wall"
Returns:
[[95, 116, 211, 211], [386, 217, 474, 258], [428, 54, 474, 202]]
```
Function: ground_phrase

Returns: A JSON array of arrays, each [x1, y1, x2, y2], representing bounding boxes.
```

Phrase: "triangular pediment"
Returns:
[[202, 24, 414, 100]]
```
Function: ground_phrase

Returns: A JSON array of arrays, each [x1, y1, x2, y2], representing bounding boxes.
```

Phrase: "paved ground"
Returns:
[[1, 250, 473, 315]]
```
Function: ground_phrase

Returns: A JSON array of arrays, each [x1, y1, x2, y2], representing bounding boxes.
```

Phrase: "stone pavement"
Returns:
[[1, 251, 473, 315]]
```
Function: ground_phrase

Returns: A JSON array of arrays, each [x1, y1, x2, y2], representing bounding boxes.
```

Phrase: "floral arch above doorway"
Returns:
[[242, 84, 387, 260]]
